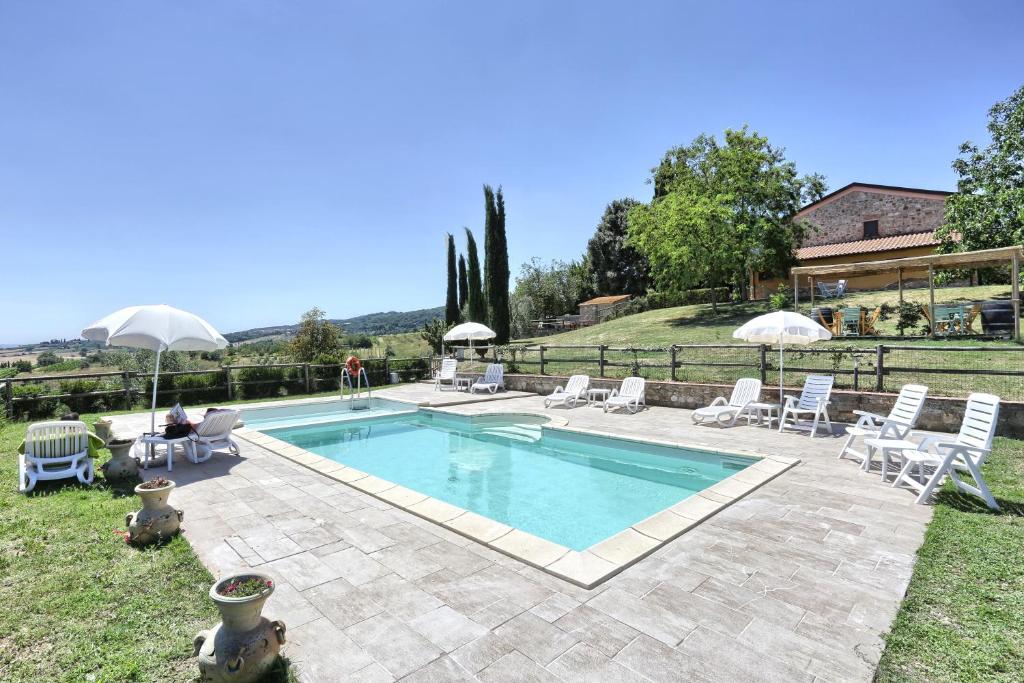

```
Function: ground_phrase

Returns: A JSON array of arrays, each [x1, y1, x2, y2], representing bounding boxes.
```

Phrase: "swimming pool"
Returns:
[[263, 410, 757, 551], [241, 397, 415, 430]]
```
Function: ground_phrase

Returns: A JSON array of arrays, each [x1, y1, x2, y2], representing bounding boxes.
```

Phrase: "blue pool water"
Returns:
[[242, 397, 414, 431], [264, 411, 755, 550]]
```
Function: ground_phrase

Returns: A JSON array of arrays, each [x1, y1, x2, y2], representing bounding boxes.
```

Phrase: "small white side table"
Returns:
[[746, 402, 781, 428], [454, 377, 473, 392], [586, 388, 612, 407], [139, 434, 192, 472]]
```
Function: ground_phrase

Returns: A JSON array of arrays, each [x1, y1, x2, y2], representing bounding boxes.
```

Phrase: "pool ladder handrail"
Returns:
[[340, 366, 372, 409]]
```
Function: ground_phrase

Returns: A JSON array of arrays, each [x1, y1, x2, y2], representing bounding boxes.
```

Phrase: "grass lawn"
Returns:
[[877, 436, 1024, 681], [0, 394, 342, 681]]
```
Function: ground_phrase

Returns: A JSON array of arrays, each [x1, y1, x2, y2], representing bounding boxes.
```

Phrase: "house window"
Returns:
[[863, 220, 879, 239]]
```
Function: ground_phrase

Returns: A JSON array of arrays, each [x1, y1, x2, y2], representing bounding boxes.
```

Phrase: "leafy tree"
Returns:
[[937, 84, 1024, 260], [290, 307, 342, 362], [483, 185, 511, 343], [445, 233, 460, 325], [513, 258, 594, 319], [509, 293, 536, 339], [419, 318, 452, 354], [586, 198, 649, 296], [464, 228, 487, 322], [457, 254, 468, 310], [35, 351, 60, 367], [629, 127, 825, 310]]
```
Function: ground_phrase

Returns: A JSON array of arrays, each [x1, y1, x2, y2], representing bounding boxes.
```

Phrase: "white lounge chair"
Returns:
[[604, 377, 646, 414], [19, 420, 94, 493], [544, 375, 589, 408], [692, 378, 762, 427], [778, 375, 834, 437], [838, 384, 928, 467], [187, 409, 241, 463], [434, 358, 458, 391], [471, 364, 504, 394], [890, 393, 1000, 509]]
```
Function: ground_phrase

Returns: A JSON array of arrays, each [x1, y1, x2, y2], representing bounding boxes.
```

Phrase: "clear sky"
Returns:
[[2, 1, 1022, 342]]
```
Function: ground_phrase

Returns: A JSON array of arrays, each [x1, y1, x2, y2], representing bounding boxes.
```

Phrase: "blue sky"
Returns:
[[2, 1, 1022, 342]]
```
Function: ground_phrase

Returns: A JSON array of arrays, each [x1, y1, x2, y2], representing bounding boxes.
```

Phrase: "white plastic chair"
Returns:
[[470, 364, 504, 394], [890, 393, 1001, 509], [778, 375, 834, 437], [434, 359, 458, 391], [544, 375, 590, 408], [187, 409, 241, 463], [839, 384, 928, 466], [604, 377, 646, 414], [692, 378, 762, 427], [19, 420, 94, 493]]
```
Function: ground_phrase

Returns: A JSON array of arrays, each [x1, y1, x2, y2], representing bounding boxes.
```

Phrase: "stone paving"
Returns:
[[113, 385, 933, 682]]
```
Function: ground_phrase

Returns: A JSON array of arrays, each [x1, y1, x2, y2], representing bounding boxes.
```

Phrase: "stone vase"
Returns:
[[93, 417, 113, 444], [194, 573, 286, 683], [101, 438, 140, 481], [126, 480, 183, 545]]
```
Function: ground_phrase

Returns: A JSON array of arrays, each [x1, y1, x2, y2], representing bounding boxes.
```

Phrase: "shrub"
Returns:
[[896, 301, 924, 336], [237, 365, 301, 399], [14, 360, 32, 373], [769, 284, 791, 311], [11, 383, 60, 420], [35, 351, 60, 367]]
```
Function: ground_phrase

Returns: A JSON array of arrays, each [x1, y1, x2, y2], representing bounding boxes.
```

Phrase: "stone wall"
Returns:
[[801, 189, 947, 247], [502, 373, 1024, 438]]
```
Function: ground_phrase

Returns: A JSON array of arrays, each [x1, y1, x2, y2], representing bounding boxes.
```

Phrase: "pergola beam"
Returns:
[[791, 246, 1024, 279]]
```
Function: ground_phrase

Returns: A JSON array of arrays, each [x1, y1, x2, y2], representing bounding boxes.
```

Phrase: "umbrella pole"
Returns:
[[778, 337, 784, 404], [150, 348, 162, 434]]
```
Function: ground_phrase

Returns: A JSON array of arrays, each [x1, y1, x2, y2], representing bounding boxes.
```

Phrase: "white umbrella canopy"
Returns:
[[733, 311, 832, 402], [443, 322, 497, 342], [82, 305, 229, 432]]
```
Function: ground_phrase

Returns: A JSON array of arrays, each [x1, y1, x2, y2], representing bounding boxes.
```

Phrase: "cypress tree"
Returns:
[[457, 254, 468, 311], [465, 228, 486, 322], [445, 233, 460, 325], [486, 186, 511, 343]]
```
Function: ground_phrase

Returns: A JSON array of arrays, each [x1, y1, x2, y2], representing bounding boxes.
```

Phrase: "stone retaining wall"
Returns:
[[501, 373, 1024, 438]]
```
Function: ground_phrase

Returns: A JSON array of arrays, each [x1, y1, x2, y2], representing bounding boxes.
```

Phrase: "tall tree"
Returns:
[[483, 185, 511, 342], [937, 84, 1024, 257], [628, 127, 825, 310], [457, 254, 468, 310], [464, 227, 487, 322], [586, 198, 648, 296], [291, 307, 342, 362], [445, 233, 460, 325]]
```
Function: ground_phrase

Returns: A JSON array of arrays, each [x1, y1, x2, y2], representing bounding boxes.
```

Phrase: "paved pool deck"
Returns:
[[111, 385, 932, 682]]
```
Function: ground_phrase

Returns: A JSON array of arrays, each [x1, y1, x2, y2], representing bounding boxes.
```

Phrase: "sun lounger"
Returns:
[[839, 384, 928, 467], [692, 378, 762, 427], [778, 375, 834, 437], [544, 375, 589, 408], [604, 377, 646, 414], [19, 420, 94, 493], [471, 364, 504, 394]]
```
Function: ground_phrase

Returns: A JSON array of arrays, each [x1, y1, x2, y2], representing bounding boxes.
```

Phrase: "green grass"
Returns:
[[0, 397, 314, 682], [877, 436, 1024, 682]]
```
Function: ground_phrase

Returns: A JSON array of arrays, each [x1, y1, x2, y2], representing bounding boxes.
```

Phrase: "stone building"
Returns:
[[751, 182, 953, 298], [578, 295, 631, 325]]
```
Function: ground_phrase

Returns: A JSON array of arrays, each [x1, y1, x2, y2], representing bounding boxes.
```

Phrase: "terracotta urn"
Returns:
[[93, 417, 113, 444], [126, 479, 183, 545], [194, 573, 286, 683], [101, 438, 140, 481]]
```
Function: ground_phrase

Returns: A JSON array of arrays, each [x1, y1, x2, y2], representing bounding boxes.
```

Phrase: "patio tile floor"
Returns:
[[110, 384, 931, 682]]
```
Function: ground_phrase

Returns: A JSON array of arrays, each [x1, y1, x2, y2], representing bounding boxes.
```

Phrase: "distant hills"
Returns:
[[225, 306, 444, 343]]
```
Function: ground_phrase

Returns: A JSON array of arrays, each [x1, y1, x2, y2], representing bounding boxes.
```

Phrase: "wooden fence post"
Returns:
[[3, 378, 12, 419], [303, 363, 311, 393], [759, 345, 768, 384], [122, 371, 132, 411], [539, 346, 546, 376], [876, 345, 885, 392], [599, 345, 606, 378], [225, 366, 233, 400], [670, 345, 677, 382]]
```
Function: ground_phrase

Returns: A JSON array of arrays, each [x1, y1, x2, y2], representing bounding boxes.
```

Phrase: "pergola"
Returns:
[[790, 245, 1023, 340]]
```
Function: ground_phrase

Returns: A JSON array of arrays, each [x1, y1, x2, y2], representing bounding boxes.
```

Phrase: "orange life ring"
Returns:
[[345, 356, 362, 376]]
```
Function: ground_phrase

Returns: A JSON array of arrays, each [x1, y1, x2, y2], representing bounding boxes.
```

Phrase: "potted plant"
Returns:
[[125, 477, 183, 545], [101, 437, 140, 481], [194, 572, 286, 683]]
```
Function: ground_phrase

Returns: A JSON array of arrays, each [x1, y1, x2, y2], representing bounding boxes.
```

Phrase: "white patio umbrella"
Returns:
[[733, 311, 832, 403], [82, 304, 229, 432], [443, 321, 496, 358]]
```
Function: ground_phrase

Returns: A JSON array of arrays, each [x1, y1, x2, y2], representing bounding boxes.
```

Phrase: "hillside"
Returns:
[[225, 306, 443, 343], [517, 284, 1015, 347]]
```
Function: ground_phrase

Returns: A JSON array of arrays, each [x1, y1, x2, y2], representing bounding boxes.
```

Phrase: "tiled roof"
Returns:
[[797, 231, 941, 261], [580, 295, 631, 305]]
